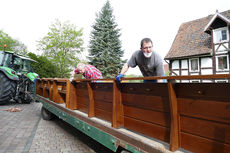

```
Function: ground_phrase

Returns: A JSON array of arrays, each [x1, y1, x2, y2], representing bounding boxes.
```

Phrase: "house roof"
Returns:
[[164, 10, 230, 60], [204, 11, 230, 32]]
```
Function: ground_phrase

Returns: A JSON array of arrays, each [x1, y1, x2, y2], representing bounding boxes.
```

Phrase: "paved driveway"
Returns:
[[0, 102, 113, 153]]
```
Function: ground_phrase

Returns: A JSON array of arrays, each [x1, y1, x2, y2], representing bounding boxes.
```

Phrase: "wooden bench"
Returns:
[[36, 74, 230, 153]]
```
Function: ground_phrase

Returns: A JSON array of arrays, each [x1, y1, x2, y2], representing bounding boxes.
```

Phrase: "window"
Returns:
[[215, 80, 228, 83], [189, 58, 199, 72], [3, 54, 12, 67], [23, 60, 31, 72], [190, 80, 200, 83], [221, 30, 227, 40], [213, 27, 229, 43], [216, 55, 229, 71]]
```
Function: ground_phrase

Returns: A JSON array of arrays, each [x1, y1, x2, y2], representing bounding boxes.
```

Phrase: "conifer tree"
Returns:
[[88, 0, 126, 78]]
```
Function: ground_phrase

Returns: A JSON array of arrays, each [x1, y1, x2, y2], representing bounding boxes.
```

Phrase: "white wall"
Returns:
[[214, 42, 229, 52], [181, 60, 188, 69], [201, 57, 212, 68], [172, 60, 179, 69], [181, 70, 188, 75], [201, 69, 213, 75]]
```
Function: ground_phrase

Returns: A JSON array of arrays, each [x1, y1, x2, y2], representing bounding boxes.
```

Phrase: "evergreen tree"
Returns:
[[88, 0, 126, 78]]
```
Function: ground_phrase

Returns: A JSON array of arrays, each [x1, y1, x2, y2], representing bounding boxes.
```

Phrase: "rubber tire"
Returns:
[[0, 72, 16, 104], [41, 106, 55, 120]]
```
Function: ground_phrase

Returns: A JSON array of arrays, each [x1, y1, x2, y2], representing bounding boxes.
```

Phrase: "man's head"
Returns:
[[140, 38, 153, 58], [75, 63, 86, 74]]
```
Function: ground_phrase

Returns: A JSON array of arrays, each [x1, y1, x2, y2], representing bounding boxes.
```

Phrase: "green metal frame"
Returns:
[[0, 66, 18, 80], [39, 100, 143, 153]]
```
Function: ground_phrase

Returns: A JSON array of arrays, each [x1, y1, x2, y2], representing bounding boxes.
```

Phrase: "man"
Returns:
[[116, 38, 164, 82], [71, 63, 102, 80]]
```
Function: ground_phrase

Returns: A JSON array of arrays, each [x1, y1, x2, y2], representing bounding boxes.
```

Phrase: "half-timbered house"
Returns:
[[164, 10, 230, 82]]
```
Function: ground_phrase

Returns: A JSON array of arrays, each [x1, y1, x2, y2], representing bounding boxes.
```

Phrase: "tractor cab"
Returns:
[[0, 50, 39, 104]]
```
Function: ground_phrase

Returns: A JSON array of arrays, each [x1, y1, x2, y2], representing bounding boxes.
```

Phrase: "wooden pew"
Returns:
[[36, 74, 230, 153]]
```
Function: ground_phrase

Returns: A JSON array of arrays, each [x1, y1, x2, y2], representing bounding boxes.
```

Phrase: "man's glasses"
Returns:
[[142, 46, 152, 50]]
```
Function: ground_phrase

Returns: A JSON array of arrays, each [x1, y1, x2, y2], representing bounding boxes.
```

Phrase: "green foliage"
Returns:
[[37, 19, 84, 78], [0, 30, 28, 55], [165, 70, 171, 76], [126, 74, 143, 83], [88, 0, 126, 78], [27, 52, 59, 78]]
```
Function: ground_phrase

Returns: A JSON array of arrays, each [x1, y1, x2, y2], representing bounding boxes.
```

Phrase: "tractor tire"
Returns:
[[0, 72, 17, 104], [23, 81, 35, 103], [41, 107, 55, 120]]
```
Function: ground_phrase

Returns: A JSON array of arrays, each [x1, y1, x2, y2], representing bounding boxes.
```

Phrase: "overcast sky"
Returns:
[[0, 0, 229, 75]]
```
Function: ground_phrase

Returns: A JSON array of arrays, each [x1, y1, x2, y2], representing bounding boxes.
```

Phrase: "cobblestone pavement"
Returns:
[[0, 102, 114, 153]]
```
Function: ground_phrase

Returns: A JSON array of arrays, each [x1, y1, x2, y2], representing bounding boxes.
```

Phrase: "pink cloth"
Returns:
[[75, 64, 102, 79]]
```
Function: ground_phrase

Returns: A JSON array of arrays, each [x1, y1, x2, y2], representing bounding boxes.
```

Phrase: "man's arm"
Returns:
[[120, 63, 129, 75], [116, 63, 130, 82], [156, 60, 164, 83]]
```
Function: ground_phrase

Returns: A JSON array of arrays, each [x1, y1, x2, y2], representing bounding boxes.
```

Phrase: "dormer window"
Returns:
[[213, 27, 229, 43]]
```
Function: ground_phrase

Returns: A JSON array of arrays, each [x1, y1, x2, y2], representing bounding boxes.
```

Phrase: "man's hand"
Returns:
[[116, 74, 124, 82]]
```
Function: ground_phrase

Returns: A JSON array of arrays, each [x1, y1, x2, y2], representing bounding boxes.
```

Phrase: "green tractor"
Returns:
[[0, 50, 39, 104]]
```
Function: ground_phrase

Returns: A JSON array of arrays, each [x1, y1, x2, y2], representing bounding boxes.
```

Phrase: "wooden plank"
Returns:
[[36, 79, 42, 96], [181, 116, 230, 144], [93, 90, 113, 103], [53, 78, 68, 82], [122, 93, 170, 112], [179, 98, 230, 124], [77, 103, 88, 114], [87, 83, 95, 118], [112, 80, 124, 128], [48, 80, 53, 101], [76, 89, 89, 97], [90, 83, 113, 92], [175, 83, 230, 102], [121, 83, 169, 97], [52, 81, 64, 103], [76, 82, 88, 89], [70, 82, 78, 109], [168, 81, 179, 151], [42, 81, 49, 98], [66, 80, 78, 109], [123, 105, 170, 127], [76, 96, 89, 106], [66, 80, 70, 108], [124, 116, 170, 143], [52, 80, 58, 103], [121, 74, 230, 81], [95, 108, 112, 122], [95, 100, 112, 112], [181, 132, 230, 153]]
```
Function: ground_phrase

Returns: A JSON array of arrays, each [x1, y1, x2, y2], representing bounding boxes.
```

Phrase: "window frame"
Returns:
[[189, 58, 199, 72], [213, 27, 229, 43], [216, 55, 229, 71]]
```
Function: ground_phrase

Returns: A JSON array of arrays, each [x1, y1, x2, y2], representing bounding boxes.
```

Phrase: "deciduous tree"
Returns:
[[37, 19, 83, 78], [0, 30, 28, 55], [27, 52, 59, 78]]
